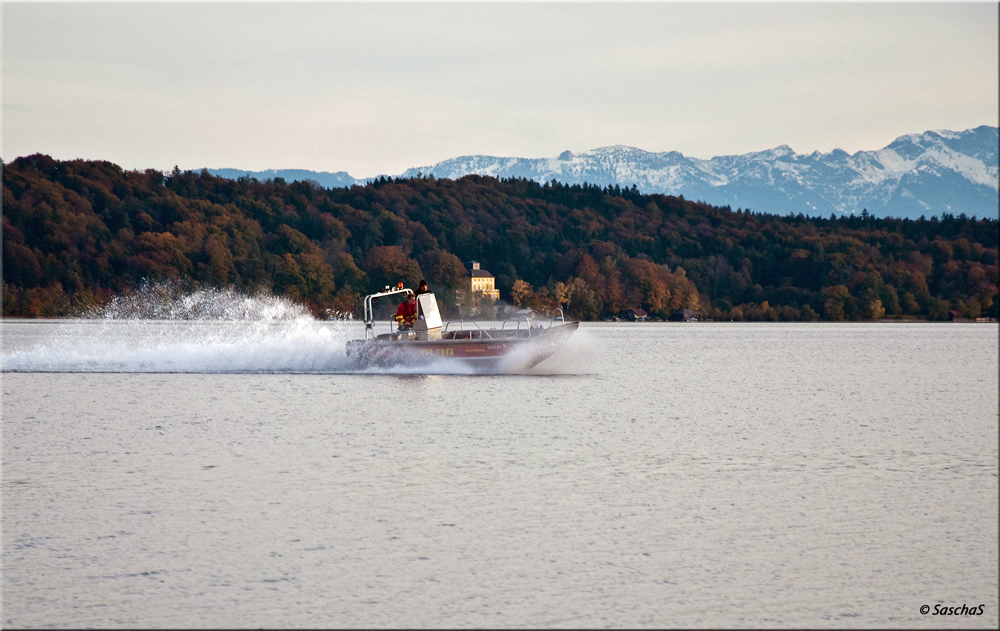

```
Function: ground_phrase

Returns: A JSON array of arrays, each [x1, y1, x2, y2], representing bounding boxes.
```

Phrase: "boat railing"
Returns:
[[499, 316, 535, 338], [495, 310, 568, 338], [442, 319, 494, 340]]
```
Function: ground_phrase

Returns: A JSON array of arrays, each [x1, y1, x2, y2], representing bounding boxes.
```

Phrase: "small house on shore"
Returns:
[[670, 308, 701, 322], [626, 308, 648, 322]]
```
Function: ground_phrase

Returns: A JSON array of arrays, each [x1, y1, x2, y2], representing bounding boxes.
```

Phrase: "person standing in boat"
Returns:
[[395, 293, 418, 331], [415, 280, 429, 296]]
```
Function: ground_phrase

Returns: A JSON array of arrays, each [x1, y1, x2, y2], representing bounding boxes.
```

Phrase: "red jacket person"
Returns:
[[395, 293, 417, 329]]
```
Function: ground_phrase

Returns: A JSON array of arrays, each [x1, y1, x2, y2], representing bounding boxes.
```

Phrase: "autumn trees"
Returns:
[[3, 154, 998, 321]]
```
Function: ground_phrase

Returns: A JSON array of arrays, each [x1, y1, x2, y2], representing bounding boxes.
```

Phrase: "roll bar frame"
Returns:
[[363, 286, 413, 340]]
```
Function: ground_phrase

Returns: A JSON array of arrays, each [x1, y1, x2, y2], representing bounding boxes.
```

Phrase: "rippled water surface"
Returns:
[[3, 319, 997, 628]]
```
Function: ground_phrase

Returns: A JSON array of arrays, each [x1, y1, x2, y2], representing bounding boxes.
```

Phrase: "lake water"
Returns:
[[2, 316, 997, 628]]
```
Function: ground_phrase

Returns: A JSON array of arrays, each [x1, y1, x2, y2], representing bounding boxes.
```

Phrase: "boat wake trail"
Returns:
[[2, 286, 347, 373]]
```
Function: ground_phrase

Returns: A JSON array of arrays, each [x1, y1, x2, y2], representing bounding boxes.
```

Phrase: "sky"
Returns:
[[3, 2, 998, 178]]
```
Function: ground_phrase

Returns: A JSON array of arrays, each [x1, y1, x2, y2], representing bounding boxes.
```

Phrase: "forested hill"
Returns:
[[3, 154, 998, 321]]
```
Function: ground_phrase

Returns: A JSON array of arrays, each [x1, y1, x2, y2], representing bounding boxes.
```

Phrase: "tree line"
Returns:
[[3, 154, 998, 321]]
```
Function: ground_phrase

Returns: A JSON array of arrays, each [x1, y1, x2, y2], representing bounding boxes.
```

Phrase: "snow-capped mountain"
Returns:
[[208, 125, 998, 219], [398, 126, 998, 219]]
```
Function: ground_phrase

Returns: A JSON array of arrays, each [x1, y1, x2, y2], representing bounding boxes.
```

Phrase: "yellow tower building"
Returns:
[[465, 261, 500, 302]]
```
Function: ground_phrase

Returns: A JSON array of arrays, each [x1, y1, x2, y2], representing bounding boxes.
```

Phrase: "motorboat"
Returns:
[[345, 285, 578, 371]]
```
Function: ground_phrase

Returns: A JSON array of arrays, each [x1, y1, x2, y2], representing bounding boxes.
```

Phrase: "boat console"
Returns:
[[413, 293, 443, 340]]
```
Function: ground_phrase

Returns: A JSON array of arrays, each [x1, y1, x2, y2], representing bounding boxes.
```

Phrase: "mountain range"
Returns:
[[208, 125, 998, 220]]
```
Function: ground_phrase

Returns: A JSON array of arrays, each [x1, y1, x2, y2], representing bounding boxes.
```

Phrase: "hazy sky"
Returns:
[[3, 2, 998, 177]]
